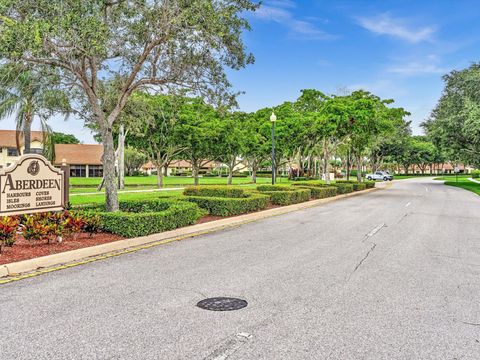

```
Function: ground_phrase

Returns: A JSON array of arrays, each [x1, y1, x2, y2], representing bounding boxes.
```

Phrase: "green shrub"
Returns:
[[331, 183, 354, 194], [183, 186, 246, 198], [335, 180, 371, 191], [256, 185, 292, 192], [365, 181, 376, 189], [186, 193, 269, 216], [296, 186, 337, 199], [256, 186, 311, 205], [472, 170, 480, 179], [352, 182, 366, 191], [291, 181, 327, 187], [76, 199, 205, 238]]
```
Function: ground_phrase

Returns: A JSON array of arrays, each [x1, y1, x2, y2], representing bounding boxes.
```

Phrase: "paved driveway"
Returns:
[[1, 178, 479, 359]]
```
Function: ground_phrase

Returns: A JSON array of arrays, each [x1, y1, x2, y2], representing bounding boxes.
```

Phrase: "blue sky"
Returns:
[[4, 0, 480, 142]]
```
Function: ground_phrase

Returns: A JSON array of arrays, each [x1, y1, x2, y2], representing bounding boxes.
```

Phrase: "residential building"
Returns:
[[141, 160, 218, 175], [0, 130, 44, 169], [54, 144, 104, 177]]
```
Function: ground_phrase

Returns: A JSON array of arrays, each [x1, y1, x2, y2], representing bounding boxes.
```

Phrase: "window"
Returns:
[[7, 148, 18, 157], [70, 165, 86, 177], [88, 165, 103, 178], [30, 148, 43, 155]]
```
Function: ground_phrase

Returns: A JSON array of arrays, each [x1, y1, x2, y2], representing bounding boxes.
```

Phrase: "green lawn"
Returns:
[[433, 174, 469, 181], [392, 175, 418, 180], [434, 175, 480, 196], [70, 189, 185, 206], [69, 175, 285, 188], [69, 176, 291, 205]]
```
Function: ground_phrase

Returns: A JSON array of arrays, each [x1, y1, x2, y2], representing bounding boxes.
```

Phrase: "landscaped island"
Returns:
[[0, 180, 375, 265]]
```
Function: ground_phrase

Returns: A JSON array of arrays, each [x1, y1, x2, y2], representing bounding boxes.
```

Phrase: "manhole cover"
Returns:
[[197, 297, 248, 311]]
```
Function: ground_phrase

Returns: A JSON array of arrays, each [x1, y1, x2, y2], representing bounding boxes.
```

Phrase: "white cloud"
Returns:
[[254, 2, 335, 40], [357, 13, 436, 43], [387, 62, 445, 75], [386, 55, 446, 76], [266, 0, 296, 8]]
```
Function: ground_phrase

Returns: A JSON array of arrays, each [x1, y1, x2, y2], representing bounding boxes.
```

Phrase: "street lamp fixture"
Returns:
[[270, 112, 277, 185]]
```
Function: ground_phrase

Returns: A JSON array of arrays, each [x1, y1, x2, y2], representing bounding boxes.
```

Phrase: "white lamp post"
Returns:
[[270, 111, 277, 185]]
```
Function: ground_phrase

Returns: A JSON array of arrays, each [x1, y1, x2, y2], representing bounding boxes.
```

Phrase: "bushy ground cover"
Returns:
[[76, 198, 205, 237], [256, 185, 311, 205], [183, 186, 270, 216]]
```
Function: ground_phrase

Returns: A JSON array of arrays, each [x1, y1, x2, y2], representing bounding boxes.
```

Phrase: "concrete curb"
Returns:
[[1, 186, 385, 279]]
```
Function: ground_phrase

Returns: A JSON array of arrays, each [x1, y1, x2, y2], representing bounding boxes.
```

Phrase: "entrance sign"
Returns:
[[0, 154, 66, 216]]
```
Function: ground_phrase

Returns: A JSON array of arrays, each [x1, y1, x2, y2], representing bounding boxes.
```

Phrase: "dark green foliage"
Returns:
[[183, 186, 246, 198], [352, 183, 366, 191], [77, 199, 205, 237], [186, 194, 269, 216], [335, 180, 370, 191], [292, 181, 330, 188], [330, 183, 354, 194], [256, 185, 293, 192], [296, 186, 337, 199], [256, 186, 311, 205]]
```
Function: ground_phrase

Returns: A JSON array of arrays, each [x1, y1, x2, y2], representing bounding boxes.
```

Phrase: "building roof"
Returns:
[[0, 130, 44, 148], [54, 144, 103, 165]]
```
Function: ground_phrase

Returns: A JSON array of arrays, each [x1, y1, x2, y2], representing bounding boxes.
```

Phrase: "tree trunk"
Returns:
[[346, 149, 351, 181], [163, 165, 168, 177], [102, 127, 119, 212], [156, 166, 164, 188], [252, 167, 257, 183], [118, 125, 125, 190], [356, 156, 362, 182], [323, 141, 330, 184], [193, 161, 200, 186], [227, 165, 233, 185], [22, 112, 33, 155]]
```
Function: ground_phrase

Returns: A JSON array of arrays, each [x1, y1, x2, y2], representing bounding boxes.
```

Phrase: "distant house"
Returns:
[[54, 144, 104, 177], [399, 163, 472, 175], [0, 130, 44, 168], [141, 159, 218, 175]]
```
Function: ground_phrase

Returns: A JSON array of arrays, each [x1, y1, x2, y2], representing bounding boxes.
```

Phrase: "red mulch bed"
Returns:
[[0, 232, 124, 265]]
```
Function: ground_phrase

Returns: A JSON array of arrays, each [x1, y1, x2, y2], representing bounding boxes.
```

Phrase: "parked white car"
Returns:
[[366, 171, 393, 181]]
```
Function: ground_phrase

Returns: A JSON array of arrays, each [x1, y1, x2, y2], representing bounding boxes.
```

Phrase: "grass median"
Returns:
[[435, 175, 480, 196]]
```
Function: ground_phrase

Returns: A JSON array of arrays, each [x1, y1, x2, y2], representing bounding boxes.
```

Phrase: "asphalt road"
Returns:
[[1, 178, 480, 360]]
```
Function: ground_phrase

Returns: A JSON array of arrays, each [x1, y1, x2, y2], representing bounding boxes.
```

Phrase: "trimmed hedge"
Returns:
[[296, 186, 337, 199], [256, 185, 311, 205], [256, 185, 293, 192], [185, 193, 269, 216], [352, 182, 366, 191], [184, 186, 246, 198], [335, 180, 371, 191], [292, 180, 327, 187], [75, 199, 205, 238], [330, 183, 354, 194]]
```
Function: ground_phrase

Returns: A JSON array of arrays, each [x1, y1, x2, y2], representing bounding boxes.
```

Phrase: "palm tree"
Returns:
[[0, 63, 70, 155]]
